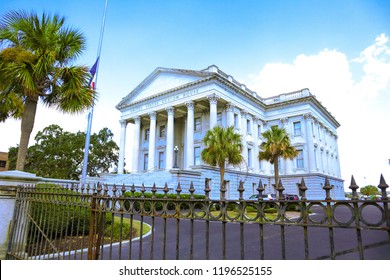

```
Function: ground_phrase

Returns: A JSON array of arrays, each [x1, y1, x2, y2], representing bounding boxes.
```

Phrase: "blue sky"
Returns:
[[1, 0, 390, 189]]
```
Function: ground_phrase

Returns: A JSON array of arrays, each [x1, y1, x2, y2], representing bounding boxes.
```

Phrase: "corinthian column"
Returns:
[[281, 117, 292, 174], [253, 117, 260, 173], [208, 94, 219, 128], [304, 113, 317, 172], [226, 103, 235, 127], [165, 107, 175, 170], [132, 116, 141, 173], [118, 120, 127, 174], [240, 110, 248, 166], [148, 112, 157, 171], [186, 102, 195, 169]]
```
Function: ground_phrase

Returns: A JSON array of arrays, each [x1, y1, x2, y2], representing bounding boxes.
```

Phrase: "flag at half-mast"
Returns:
[[89, 57, 100, 83]]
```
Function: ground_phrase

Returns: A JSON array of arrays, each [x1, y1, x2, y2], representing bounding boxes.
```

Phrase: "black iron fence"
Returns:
[[6, 176, 390, 260]]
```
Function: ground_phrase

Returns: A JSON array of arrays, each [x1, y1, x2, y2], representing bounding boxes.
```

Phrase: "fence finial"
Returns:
[[175, 182, 181, 198], [141, 183, 146, 198], [131, 183, 136, 197], [349, 175, 359, 200], [323, 177, 332, 200], [277, 179, 285, 199], [378, 174, 389, 199], [204, 178, 211, 200], [189, 182, 195, 199], [299, 178, 308, 200], [257, 179, 265, 200], [164, 182, 169, 198], [238, 180, 245, 200], [220, 180, 227, 201], [152, 183, 157, 198]]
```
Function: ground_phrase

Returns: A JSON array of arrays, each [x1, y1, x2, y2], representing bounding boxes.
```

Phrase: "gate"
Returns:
[[6, 176, 390, 260]]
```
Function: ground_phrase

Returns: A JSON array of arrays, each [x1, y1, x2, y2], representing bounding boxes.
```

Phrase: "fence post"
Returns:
[[87, 193, 98, 260]]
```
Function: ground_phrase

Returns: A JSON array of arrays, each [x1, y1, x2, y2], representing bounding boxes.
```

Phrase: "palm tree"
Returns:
[[0, 10, 96, 171], [201, 126, 243, 189], [258, 126, 299, 190]]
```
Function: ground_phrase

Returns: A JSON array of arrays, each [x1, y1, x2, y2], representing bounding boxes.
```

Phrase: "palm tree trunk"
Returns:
[[220, 165, 225, 200], [16, 95, 38, 171], [274, 159, 279, 193]]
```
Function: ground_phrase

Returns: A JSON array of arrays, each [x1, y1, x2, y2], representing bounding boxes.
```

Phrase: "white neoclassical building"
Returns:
[[114, 65, 344, 199]]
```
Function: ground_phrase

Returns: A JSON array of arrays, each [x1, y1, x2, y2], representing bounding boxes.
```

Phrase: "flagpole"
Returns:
[[81, 0, 109, 185]]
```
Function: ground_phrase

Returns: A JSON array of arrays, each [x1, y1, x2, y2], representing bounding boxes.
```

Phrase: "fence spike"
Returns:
[[349, 175, 359, 199], [152, 183, 157, 198], [112, 184, 117, 197], [189, 182, 195, 199], [299, 178, 308, 200], [204, 178, 211, 199], [131, 183, 136, 197], [238, 180, 245, 200], [164, 182, 170, 198], [378, 174, 389, 199], [141, 183, 146, 198], [323, 177, 332, 200], [121, 184, 126, 195], [220, 180, 227, 201], [257, 180, 264, 200], [175, 182, 182, 199], [277, 179, 285, 199]]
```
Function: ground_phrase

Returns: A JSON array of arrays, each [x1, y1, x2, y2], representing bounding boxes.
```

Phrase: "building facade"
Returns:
[[115, 65, 344, 199]]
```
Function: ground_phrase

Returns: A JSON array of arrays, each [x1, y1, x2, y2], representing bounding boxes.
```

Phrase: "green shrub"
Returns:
[[104, 221, 134, 240], [122, 191, 206, 211]]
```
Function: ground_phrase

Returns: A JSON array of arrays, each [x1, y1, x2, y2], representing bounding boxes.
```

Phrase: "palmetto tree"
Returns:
[[258, 126, 299, 190], [0, 10, 96, 170], [201, 126, 243, 189]]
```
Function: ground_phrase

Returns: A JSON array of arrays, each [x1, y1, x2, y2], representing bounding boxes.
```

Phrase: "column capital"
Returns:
[[280, 117, 289, 125], [185, 101, 195, 110], [303, 113, 313, 120], [119, 119, 128, 127], [133, 116, 141, 124], [226, 102, 235, 112], [149, 111, 157, 120], [253, 116, 260, 124], [166, 106, 175, 115], [207, 94, 220, 104], [240, 109, 247, 118]]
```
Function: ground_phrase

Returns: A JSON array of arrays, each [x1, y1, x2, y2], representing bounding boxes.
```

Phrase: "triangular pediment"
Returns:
[[117, 67, 212, 110]]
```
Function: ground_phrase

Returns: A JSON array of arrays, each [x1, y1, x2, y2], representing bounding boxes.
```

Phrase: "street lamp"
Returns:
[[173, 146, 179, 168]]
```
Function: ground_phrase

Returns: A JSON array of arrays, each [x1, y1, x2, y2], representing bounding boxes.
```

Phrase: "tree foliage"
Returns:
[[360, 185, 380, 196], [201, 126, 243, 188], [8, 124, 118, 180], [0, 10, 96, 171], [258, 126, 299, 190]]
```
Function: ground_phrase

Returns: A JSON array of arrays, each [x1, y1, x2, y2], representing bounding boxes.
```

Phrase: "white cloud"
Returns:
[[248, 34, 390, 187]]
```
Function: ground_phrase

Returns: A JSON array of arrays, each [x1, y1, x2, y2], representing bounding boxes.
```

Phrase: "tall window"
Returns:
[[296, 150, 304, 169], [234, 114, 238, 128], [194, 147, 201, 165], [144, 128, 150, 141], [158, 152, 165, 169], [248, 148, 252, 167], [143, 154, 149, 171], [246, 119, 251, 134], [293, 121, 301, 136], [217, 112, 222, 126], [258, 125, 261, 138], [195, 117, 201, 132], [159, 125, 166, 138]]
